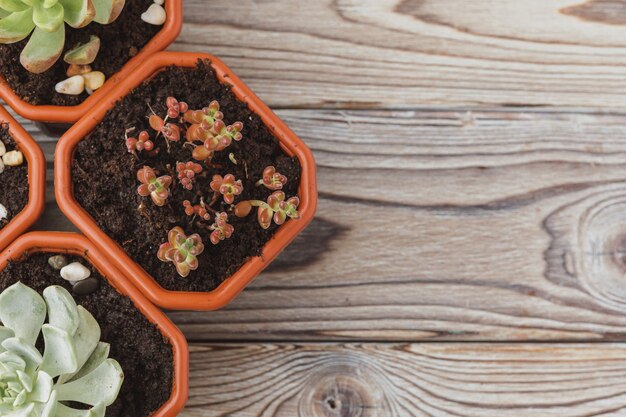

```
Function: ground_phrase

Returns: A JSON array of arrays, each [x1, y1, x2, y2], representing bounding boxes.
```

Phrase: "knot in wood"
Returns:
[[298, 361, 388, 417]]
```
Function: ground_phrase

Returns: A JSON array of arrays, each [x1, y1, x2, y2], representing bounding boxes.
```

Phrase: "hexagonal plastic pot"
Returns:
[[56, 51, 318, 311], [0, 105, 45, 252], [0, 0, 182, 124], [0, 232, 189, 416]]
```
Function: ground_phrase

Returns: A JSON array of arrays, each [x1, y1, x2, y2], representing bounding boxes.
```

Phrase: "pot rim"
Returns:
[[55, 51, 318, 311], [0, 231, 189, 417], [0, 106, 45, 252], [0, 0, 182, 124]]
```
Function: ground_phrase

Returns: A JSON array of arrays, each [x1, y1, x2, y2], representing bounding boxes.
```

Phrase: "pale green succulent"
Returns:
[[0, 282, 124, 417], [0, 0, 126, 73]]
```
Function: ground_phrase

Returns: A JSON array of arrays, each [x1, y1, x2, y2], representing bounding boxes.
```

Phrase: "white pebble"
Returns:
[[55, 75, 85, 96], [154, 0, 164, 4], [0, 159, 5, 174], [2, 151, 22, 167], [0, 140, 5, 157], [83, 71, 105, 93], [141, 4, 166, 25], [60, 262, 91, 283], [0, 204, 6, 221]]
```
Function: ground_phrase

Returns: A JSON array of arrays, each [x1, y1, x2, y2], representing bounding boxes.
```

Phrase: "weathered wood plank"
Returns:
[[166, 109, 626, 342], [174, 0, 626, 110], [182, 342, 626, 416]]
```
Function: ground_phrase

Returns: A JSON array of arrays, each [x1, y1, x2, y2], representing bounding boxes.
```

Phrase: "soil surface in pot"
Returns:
[[0, 253, 174, 417], [0, 124, 28, 229], [73, 61, 302, 292], [0, 0, 160, 106]]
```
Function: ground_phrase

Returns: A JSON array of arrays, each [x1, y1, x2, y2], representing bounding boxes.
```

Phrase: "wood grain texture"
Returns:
[[182, 342, 626, 417], [175, 0, 626, 110], [14, 108, 626, 342]]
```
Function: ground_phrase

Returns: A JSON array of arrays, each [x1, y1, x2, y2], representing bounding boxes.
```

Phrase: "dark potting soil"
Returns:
[[0, 124, 28, 229], [73, 61, 302, 292], [0, 253, 174, 417], [0, 0, 160, 106]]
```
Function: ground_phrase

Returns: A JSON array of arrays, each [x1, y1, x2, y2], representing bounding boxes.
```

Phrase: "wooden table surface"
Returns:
[[9, 0, 626, 415]]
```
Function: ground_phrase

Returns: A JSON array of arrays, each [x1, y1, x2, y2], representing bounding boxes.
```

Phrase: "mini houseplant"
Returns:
[[0, 0, 182, 124], [0, 105, 45, 252], [56, 52, 318, 311], [0, 232, 189, 416]]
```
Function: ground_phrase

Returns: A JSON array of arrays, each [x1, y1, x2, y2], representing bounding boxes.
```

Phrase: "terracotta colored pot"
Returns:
[[0, 0, 182, 124], [56, 51, 318, 311], [0, 106, 45, 251], [0, 232, 189, 416]]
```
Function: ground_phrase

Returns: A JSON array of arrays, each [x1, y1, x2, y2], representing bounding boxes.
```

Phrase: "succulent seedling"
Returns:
[[166, 96, 188, 119], [257, 165, 287, 190], [0, 282, 124, 415], [210, 174, 243, 204], [125, 130, 154, 154], [157, 226, 205, 277], [176, 161, 203, 191], [183, 199, 211, 221], [0, 0, 126, 73], [235, 191, 301, 229], [149, 114, 181, 142], [137, 166, 172, 206], [209, 212, 234, 245]]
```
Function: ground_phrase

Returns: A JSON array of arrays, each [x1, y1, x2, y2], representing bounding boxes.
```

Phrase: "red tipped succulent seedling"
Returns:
[[137, 166, 172, 207], [257, 165, 288, 190], [235, 191, 301, 230], [209, 212, 234, 245], [176, 162, 202, 190], [157, 226, 205, 278], [126, 130, 155, 154], [210, 174, 243, 205], [183, 200, 211, 221]]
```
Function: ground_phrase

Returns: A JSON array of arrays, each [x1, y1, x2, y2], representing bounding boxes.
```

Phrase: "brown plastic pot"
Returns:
[[0, 232, 189, 416], [0, 105, 45, 252], [0, 0, 182, 124], [56, 51, 318, 311]]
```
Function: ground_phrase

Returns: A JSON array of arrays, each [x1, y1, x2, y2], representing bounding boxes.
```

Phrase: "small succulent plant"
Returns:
[[126, 130, 154, 154], [257, 166, 287, 190], [158, 226, 205, 277], [209, 212, 234, 245], [0, 282, 123, 415], [0, 0, 126, 73], [150, 114, 181, 142], [184, 101, 244, 161], [137, 166, 172, 207], [176, 161, 202, 191], [235, 191, 301, 229], [210, 174, 243, 205], [183, 199, 211, 221], [166, 96, 188, 119]]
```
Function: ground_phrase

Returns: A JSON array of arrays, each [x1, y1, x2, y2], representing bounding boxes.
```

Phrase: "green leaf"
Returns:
[[33, 1, 63, 32], [0, 0, 29, 13], [56, 359, 123, 406], [1, 338, 42, 373], [0, 325, 14, 345], [43, 286, 79, 336], [39, 324, 78, 378], [56, 402, 105, 417], [91, 0, 123, 24], [63, 34, 99, 64], [59, 0, 93, 28], [38, 389, 57, 417], [0, 282, 45, 345], [29, 371, 53, 403], [4, 403, 35, 417], [67, 342, 109, 383], [57, 306, 100, 384], [20, 23, 64, 73]]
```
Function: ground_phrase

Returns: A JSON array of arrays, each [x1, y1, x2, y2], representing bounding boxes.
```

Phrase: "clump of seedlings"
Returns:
[[0, 281, 124, 415], [127, 97, 301, 277]]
